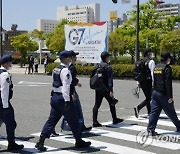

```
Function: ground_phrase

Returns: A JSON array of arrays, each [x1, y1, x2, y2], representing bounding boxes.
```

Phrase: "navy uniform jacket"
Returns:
[[69, 63, 79, 94], [153, 63, 173, 99]]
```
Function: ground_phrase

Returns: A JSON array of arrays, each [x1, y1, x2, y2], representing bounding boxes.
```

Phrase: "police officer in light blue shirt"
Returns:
[[35, 50, 91, 151], [0, 55, 24, 151]]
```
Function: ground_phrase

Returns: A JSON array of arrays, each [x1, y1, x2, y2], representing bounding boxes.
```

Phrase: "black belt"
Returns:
[[51, 91, 62, 96]]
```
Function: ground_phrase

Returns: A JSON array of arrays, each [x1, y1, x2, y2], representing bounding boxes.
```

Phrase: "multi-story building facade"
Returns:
[[36, 19, 60, 33], [156, 3, 180, 29], [57, 3, 100, 23], [108, 13, 127, 33]]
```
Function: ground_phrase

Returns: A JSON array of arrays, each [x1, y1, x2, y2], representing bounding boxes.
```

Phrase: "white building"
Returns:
[[57, 3, 100, 23], [37, 19, 60, 33], [156, 3, 180, 29]]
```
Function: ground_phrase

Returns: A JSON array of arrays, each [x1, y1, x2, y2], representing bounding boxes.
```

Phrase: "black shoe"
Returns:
[[51, 130, 59, 137], [75, 139, 91, 148], [147, 131, 159, 136], [134, 107, 139, 118], [82, 126, 92, 132], [35, 141, 47, 151], [176, 128, 180, 132], [93, 122, 102, 127], [113, 118, 124, 124], [7, 142, 24, 151]]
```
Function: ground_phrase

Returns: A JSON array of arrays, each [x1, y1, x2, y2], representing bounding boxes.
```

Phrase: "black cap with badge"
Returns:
[[59, 50, 72, 59], [69, 50, 79, 57], [0, 55, 13, 64]]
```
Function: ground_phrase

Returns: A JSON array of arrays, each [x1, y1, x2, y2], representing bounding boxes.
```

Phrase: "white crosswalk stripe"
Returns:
[[0, 139, 77, 153], [0, 112, 180, 153], [32, 133, 155, 154]]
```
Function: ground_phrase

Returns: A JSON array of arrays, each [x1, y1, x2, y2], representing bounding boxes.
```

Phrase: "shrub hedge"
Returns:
[[46, 63, 180, 80], [12, 56, 57, 65]]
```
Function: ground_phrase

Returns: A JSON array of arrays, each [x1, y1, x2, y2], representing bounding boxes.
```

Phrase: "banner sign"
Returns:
[[110, 11, 117, 20], [65, 22, 108, 63]]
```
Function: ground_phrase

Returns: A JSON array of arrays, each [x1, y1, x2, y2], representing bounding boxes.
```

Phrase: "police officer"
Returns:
[[35, 50, 91, 151], [134, 48, 155, 118], [147, 51, 180, 135], [69, 50, 92, 132], [0, 55, 24, 151], [92, 52, 123, 127]]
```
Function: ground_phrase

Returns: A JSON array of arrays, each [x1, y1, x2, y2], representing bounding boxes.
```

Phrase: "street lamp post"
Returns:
[[135, 0, 140, 61], [0, 0, 3, 57], [112, 0, 140, 61]]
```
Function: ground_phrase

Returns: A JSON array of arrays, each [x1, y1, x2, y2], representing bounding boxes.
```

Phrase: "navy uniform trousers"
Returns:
[[147, 90, 180, 132], [73, 90, 84, 129], [41, 93, 81, 139], [0, 100, 17, 141]]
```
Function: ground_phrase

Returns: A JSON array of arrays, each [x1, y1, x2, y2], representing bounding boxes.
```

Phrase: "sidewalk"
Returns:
[[9, 64, 46, 75]]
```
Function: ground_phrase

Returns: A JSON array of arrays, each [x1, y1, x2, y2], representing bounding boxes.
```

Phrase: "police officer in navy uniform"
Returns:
[[69, 50, 92, 132], [35, 50, 91, 151], [147, 51, 180, 135], [92, 52, 123, 127], [0, 55, 24, 151]]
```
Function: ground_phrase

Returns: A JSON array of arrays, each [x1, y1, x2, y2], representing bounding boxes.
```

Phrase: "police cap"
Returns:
[[59, 50, 72, 59], [69, 50, 79, 57], [161, 51, 171, 61], [0, 55, 13, 64], [101, 52, 112, 60]]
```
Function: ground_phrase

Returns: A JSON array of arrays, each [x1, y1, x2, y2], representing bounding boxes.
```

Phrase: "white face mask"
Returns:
[[167, 59, 171, 65], [8, 64, 13, 70]]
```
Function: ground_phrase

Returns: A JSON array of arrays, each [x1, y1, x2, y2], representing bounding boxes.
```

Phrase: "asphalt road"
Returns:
[[0, 73, 180, 154]]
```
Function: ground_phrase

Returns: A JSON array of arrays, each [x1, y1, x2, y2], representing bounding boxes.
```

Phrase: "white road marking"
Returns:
[[32, 133, 156, 154], [0, 139, 77, 153]]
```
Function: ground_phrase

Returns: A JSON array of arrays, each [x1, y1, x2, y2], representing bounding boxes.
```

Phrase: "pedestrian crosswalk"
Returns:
[[0, 112, 180, 153]]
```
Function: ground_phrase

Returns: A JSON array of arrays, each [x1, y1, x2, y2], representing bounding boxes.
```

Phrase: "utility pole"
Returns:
[[135, 0, 140, 61], [0, 0, 3, 57], [111, 0, 140, 61]]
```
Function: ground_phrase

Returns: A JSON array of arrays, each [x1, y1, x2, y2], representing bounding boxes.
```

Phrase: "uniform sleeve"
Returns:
[[0, 72, 10, 108], [148, 60, 155, 82], [164, 66, 173, 99], [106, 66, 113, 92], [60, 68, 72, 101]]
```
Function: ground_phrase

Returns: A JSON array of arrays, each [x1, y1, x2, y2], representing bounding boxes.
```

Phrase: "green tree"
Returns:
[[30, 29, 45, 40], [160, 30, 180, 61], [10, 33, 38, 67], [108, 32, 125, 63], [113, 0, 179, 59]]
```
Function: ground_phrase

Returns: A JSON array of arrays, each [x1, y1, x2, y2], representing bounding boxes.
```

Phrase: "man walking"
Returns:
[[134, 48, 155, 118], [69, 50, 92, 132], [35, 50, 91, 151], [0, 55, 24, 151], [92, 52, 123, 127], [147, 51, 180, 135]]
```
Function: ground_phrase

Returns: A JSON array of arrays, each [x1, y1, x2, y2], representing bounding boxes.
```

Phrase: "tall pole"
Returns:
[[135, 0, 140, 61], [0, 0, 3, 57]]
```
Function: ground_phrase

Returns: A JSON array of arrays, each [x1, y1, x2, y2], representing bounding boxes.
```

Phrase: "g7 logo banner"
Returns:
[[68, 28, 85, 45]]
